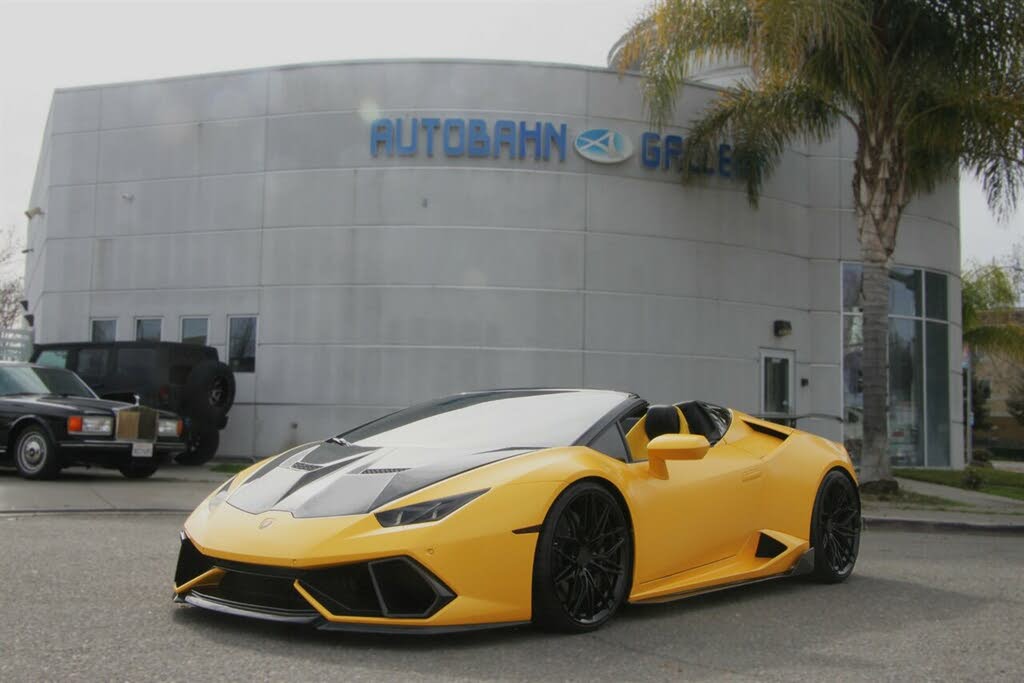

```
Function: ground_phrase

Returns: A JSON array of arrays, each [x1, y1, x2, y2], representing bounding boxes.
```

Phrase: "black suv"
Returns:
[[31, 342, 235, 465]]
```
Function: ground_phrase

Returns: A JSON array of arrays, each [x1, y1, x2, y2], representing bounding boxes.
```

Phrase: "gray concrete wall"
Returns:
[[24, 59, 962, 465]]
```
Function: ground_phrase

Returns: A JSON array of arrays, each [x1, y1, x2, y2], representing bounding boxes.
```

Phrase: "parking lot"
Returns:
[[1, 502, 1021, 681]]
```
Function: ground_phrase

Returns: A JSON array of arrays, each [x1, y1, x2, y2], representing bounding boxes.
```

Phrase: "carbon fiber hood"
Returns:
[[224, 441, 534, 519]]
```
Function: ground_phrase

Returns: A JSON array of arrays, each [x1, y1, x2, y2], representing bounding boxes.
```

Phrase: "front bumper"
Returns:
[[59, 439, 184, 467], [174, 480, 561, 632]]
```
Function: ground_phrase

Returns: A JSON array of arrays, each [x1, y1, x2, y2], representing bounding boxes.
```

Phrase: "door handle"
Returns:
[[742, 468, 763, 482]]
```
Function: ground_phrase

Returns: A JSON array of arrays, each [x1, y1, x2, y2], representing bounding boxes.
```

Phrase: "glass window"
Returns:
[[34, 349, 69, 369], [589, 424, 629, 461], [228, 316, 257, 373], [889, 267, 922, 317], [181, 317, 208, 346], [135, 318, 161, 342], [842, 263, 864, 312], [341, 390, 629, 451], [91, 319, 116, 342], [926, 271, 948, 320], [888, 318, 924, 466], [0, 365, 95, 398], [926, 322, 951, 466], [842, 316, 864, 460], [77, 349, 109, 381], [762, 353, 792, 414]]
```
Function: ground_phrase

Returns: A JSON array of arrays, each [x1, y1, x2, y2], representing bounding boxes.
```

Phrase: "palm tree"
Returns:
[[962, 264, 1024, 360], [617, 1, 1024, 486]]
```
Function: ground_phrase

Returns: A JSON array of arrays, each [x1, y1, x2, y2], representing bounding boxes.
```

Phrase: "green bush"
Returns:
[[961, 468, 984, 490]]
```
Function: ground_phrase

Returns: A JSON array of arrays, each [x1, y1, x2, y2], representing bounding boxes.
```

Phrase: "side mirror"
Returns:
[[647, 434, 710, 479]]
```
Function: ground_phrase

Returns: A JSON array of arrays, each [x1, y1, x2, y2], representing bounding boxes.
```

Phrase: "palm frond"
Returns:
[[681, 81, 839, 204], [964, 324, 1024, 362]]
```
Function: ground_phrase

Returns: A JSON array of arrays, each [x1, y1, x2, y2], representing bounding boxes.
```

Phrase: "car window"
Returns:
[[0, 366, 96, 398], [77, 349, 109, 380], [35, 350, 69, 369], [588, 423, 629, 462], [116, 348, 159, 379], [341, 390, 629, 451]]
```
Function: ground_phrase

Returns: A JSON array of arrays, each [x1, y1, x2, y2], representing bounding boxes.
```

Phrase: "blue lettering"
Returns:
[[443, 118, 466, 156], [519, 121, 542, 160], [718, 143, 732, 178], [492, 120, 516, 159], [663, 135, 683, 170], [467, 119, 491, 158], [395, 117, 418, 156], [543, 122, 567, 162], [421, 118, 441, 157], [370, 119, 394, 157], [641, 132, 660, 168]]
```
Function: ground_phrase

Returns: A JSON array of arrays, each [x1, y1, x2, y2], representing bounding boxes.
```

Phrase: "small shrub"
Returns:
[[961, 468, 984, 490]]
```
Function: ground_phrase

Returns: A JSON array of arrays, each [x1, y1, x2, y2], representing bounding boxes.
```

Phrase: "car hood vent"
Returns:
[[224, 441, 535, 518]]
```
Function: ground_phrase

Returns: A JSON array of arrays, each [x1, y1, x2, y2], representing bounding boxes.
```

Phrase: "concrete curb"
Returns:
[[864, 515, 1024, 535]]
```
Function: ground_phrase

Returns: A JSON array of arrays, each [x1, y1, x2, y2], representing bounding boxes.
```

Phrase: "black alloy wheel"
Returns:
[[532, 482, 632, 632], [174, 428, 220, 466], [810, 470, 861, 582]]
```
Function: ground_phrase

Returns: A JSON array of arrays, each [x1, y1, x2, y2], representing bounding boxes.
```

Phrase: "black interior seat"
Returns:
[[644, 405, 680, 440], [678, 401, 730, 445]]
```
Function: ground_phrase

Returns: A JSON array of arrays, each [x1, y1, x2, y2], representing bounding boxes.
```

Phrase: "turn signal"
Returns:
[[67, 416, 83, 432]]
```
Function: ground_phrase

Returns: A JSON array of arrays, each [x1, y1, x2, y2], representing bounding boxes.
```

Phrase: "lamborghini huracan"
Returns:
[[174, 389, 861, 633]]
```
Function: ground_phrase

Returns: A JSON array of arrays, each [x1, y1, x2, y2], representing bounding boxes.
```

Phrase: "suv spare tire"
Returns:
[[184, 360, 235, 425]]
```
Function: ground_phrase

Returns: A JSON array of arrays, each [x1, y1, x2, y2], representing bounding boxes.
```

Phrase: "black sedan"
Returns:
[[0, 362, 185, 479]]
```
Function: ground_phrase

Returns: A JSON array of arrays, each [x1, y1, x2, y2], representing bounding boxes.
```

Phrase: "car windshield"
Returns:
[[0, 366, 97, 399], [338, 390, 629, 450]]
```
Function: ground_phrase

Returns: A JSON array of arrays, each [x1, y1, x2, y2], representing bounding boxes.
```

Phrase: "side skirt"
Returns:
[[630, 548, 815, 605]]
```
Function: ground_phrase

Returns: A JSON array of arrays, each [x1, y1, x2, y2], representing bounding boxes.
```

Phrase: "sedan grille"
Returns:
[[116, 406, 157, 441]]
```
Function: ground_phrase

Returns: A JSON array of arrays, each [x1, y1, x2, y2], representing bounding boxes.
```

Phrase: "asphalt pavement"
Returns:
[[0, 514, 1020, 682]]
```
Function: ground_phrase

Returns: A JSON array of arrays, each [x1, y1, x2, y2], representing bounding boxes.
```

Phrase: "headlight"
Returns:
[[67, 415, 113, 435], [374, 489, 488, 527], [158, 418, 183, 437]]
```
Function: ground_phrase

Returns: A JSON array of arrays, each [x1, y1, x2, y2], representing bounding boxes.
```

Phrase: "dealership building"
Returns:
[[23, 57, 964, 465]]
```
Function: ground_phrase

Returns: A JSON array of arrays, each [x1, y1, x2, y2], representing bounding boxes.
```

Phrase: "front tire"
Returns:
[[14, 426, 60, 480], [809, 470, 861, 582], [532, 481, 632, 632]]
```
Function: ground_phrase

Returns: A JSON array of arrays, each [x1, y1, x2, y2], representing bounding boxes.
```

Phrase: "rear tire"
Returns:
[[809, 470, 861, 583], [14, 426, 60, 480], [175, 429, 220, 466], [532, 481, 632, 633]]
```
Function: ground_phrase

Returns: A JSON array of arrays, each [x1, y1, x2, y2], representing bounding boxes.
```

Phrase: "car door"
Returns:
[[624, 417, 764, 584]]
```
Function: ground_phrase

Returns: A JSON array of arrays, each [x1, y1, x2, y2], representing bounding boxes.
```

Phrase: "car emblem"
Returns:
[[574, 128, 634, 164], [258, 518, 273, 530]]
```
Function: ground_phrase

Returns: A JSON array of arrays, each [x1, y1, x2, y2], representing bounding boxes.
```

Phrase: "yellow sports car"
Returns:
[[174, 389, 860, 633]]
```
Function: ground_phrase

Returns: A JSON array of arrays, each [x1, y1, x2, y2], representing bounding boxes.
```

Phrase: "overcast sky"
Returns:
[[0, 0, 1019, 275]]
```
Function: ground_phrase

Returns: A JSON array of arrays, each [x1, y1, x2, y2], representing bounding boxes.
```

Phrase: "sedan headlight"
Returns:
[[374, 489, 488, 527], [67, 415, 113, 435], [158, 418, 183, 438]]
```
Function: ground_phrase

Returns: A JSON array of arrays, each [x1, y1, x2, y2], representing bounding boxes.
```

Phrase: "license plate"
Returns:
[[132, 442, 154, 459]]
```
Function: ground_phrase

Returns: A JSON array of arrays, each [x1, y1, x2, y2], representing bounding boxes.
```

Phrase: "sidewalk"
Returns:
[[860, 476, 1024, 534], [0, 463, 229, 514]]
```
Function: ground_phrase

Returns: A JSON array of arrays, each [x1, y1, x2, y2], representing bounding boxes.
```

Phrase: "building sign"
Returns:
[[370, 118, 568, 161], [369, 117, 736, 178]]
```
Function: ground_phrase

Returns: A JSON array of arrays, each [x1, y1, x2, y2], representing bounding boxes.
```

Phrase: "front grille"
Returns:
[[175, 536, 454, 620], [116, 406, 157, 440]]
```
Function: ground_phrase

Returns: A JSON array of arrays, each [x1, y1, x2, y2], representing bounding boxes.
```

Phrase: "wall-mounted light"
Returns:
[[23, 314, 34, 327], [19, 299, 28, 312], [24, 206, 44, 219], [773, 320, 792, 337]]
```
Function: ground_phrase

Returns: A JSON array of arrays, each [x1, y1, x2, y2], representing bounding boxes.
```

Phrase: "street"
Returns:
[[0, 513, 1021, 681]]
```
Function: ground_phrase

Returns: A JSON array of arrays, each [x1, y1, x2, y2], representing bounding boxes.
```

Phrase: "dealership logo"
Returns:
[[574, 128, 634, 164]]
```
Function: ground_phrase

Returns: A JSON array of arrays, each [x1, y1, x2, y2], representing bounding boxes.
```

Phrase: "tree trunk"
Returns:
[[857, 227, 892, 484], [852, 117, 908, 487]]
